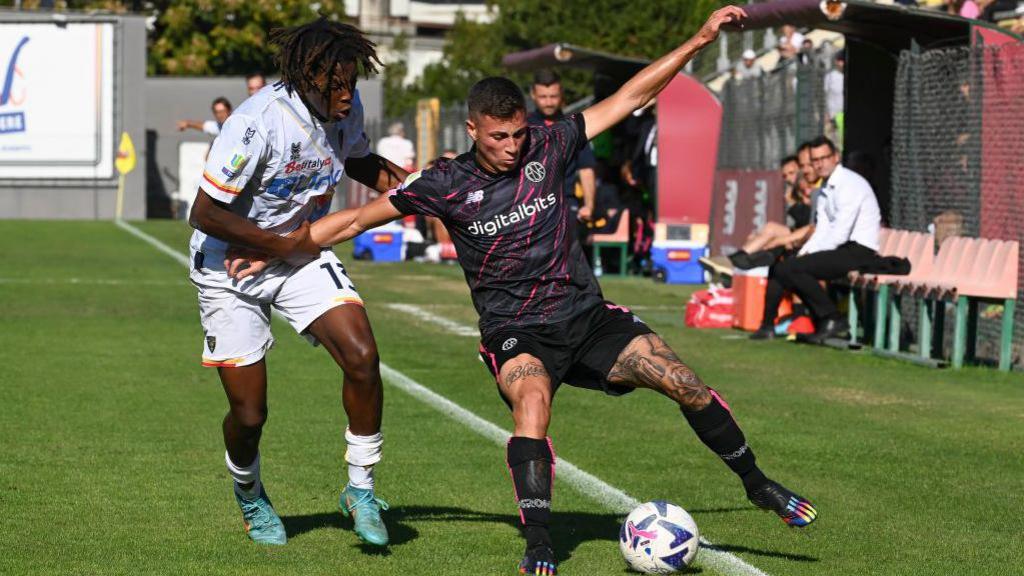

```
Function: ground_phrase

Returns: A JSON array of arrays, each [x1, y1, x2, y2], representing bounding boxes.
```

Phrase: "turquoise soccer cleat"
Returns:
[[339, 484, 390, 546], [234, 484, 287, 545]]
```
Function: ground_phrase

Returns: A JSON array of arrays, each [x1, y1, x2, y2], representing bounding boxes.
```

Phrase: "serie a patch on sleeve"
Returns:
[[220, 150, 251, 180]]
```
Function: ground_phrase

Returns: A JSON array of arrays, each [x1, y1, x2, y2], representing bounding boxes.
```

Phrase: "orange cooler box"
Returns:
[[732, 267, 792, 331]]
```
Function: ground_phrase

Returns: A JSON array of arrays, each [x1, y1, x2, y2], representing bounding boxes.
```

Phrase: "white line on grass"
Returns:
[[383, 303, 479, 337], [0, 277, 187, 287], [116, 219, 769, 576]]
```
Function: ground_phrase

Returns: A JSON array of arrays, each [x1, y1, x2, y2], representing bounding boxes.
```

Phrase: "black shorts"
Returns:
[[479, 301, 654, 406]]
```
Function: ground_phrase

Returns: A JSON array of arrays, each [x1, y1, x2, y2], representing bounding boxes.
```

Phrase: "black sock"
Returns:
[[681, 389, 767, 491], [506, 436, 554, 547]]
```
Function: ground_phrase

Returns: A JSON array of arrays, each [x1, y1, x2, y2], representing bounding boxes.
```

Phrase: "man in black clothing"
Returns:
[[529, 69, 598, 261], [226, 6, 817, 573]]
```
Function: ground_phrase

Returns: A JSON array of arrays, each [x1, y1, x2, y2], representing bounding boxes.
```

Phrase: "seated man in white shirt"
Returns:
[[751, 136, 880, 342]]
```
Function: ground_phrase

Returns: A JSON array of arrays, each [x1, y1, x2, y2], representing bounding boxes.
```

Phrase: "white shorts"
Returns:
[[190, 249, 363, 368]]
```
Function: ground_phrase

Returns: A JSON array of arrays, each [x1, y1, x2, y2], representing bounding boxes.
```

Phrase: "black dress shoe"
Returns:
[[749, 326, 777, 340], [728, 250, 753, 269], [748, 247, 785, 268], [812, 318, 850, 341]]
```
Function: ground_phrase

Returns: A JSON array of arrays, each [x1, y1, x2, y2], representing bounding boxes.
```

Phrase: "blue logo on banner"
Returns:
[[1, 36, 30, 135]]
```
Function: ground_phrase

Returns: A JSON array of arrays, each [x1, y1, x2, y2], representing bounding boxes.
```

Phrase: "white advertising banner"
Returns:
[[0, 22, 114, 179]]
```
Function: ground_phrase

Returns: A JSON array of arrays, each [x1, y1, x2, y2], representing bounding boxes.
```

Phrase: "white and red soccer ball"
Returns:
[[619, 500, 700, 573]]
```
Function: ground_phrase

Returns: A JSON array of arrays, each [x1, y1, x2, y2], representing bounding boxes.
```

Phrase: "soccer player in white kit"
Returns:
[[188, 19, 408, 546]]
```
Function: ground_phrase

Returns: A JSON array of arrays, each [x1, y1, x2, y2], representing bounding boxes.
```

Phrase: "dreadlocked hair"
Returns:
[[270, 17, 381, 100]]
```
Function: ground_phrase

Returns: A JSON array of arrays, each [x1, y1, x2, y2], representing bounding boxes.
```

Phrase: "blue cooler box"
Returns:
[[353, 224, 404, 262], [651, 241, 707, 284]]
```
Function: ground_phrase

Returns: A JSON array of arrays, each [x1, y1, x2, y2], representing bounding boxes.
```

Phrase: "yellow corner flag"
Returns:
[[116, 131, 137, 175], [115, 132, 137, 220]]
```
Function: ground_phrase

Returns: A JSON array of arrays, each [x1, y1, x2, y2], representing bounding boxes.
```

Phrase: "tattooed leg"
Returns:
[[609, 334, 771, 490], [499, 354, 558, 556], [607, 333, 712, 410], [498, 353, 553, 439]]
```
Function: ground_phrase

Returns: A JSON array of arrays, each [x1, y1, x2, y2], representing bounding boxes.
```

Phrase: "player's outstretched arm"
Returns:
[[224, 195, 403, 279], [190, 189, 319, 260], [310, 193, 404, 247], [345, 154, 409, 194], [581, 5, 746, 140]]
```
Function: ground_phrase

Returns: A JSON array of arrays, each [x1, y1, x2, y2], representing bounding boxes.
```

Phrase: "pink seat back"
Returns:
[[905, 233, 935, 281], [592, 208, 630, 242], [965, 240, 1020, 299], [877, 229, 897, 256]]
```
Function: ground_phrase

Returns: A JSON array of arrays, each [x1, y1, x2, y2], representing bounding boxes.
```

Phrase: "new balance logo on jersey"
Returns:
[[466, 190, 484, 203], [284, 156, 332, 174], [467, 193, 557, 236]]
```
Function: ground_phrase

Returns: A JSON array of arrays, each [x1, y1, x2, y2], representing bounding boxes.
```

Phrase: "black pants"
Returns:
[[762, 242, 877, 327]]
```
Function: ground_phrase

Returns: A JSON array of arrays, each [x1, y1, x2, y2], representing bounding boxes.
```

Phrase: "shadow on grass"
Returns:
[[281, 504, 816, 564]]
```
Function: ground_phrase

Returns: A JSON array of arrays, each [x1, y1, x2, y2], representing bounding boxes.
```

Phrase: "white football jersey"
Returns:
[[189, 82, 371, 257]]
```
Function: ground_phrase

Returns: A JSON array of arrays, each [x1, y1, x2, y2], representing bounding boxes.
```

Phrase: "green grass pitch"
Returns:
[[1, 220, 1022, 575]]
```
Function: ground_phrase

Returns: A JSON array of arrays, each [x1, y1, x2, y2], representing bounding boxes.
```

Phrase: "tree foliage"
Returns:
[[389, 0, 728, 114], [64, 0, 349, 76], [147, 0, 351, 76]]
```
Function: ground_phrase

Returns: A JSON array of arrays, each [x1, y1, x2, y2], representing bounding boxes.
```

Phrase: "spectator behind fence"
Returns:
[[728, 152, 813, 269], [824, 50, 845, 143], [947, 0, 980, 18], [177, 96, 232, 136], [246, 72, 267, 96], [797, 38, 815, 65], [736, 49, 763, 80], [778, 24, 805, 61], [376, 122, 416, 171], [751, 136, 881, 343], [979, 0, 1017, 22]]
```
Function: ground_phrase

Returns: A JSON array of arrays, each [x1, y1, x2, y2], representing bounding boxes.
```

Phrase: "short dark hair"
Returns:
[[797, 140, 814, 153], [212, 96, 232, 110], [468, 77, 526, 119], [245, 72, 265, 81], [780, 154, 798, 167], [270, 17, 380, 102], [532, 69, 561, 87], [808, 135, 837, 153]]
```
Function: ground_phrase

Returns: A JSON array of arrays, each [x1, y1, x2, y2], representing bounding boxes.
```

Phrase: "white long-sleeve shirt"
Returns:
[[799, 164, 880, 255], [824, 69, 844, 118]]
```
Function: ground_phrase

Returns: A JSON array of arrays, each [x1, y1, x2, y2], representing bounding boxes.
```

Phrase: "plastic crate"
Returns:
[[651, 242, 707, 284]]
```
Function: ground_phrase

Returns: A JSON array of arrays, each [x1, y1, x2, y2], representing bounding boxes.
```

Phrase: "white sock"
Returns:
[[345, 428, 382, 490], [226, 451, 261, 498]]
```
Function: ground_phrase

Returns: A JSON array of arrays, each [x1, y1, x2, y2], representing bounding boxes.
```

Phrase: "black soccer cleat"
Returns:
[[519, 543, 557, 575], [747, 479, 818, 527]]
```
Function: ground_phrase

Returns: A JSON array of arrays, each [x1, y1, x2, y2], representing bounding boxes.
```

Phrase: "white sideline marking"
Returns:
[[0, 277, 187, 287], [384, 303, 479, 337], [115, 219, 190, 267], [116, 219, 770, 576]]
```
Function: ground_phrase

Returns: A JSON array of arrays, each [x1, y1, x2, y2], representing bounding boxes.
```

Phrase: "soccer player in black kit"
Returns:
[[227, 6, 816, 573]]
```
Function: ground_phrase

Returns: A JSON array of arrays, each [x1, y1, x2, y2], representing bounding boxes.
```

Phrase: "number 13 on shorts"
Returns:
[[320, 261, 356, 292], [273, 251, 364, 330]]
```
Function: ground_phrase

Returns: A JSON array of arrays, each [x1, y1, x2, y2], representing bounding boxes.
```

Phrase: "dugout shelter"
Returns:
[[735, 0, 1019, 218], [504, 0, 1020, 257]]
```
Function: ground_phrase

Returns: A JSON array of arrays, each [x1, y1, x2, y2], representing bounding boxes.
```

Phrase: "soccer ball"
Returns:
[[619, 500, 700, 573]]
